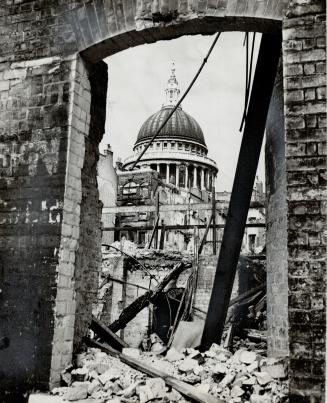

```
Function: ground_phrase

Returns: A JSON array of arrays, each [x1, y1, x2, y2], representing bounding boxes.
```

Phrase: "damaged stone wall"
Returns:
[[283, 1, 326, 401], [0, 55, 77, 396], [98, 249, 192, 347], [96, 250, 243, 347], [72, 61, 108, 351]]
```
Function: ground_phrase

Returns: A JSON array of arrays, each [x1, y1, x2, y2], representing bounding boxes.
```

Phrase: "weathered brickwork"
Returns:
[[0, 56, 74, 396], [0, 0, 287, 65], [265, 61, 289, 357], [49, 55, 92, 387], [73, 61, 108, 352], [283, 1, 326, 401]]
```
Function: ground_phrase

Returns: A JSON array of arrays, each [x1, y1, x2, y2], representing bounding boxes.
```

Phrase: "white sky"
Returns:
[[101, 32, 264, 192]]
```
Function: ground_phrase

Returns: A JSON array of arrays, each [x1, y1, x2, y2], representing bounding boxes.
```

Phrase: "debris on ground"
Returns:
[[52, 337, 288, 403]]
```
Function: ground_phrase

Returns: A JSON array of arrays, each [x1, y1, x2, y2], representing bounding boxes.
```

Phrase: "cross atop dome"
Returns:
[[163, 62, 181, 108]]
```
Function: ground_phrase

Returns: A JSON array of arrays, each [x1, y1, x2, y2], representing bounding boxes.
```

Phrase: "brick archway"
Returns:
[[0, 1, 325, 402]]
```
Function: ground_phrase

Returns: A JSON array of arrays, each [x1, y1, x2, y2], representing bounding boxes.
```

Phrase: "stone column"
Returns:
[[166, 163, 170, 183], [207, 170, 210, 190], [156, 164, 160, 173], [185, 164, 189, 189], [193, 165, 198, 188], [201, 168, 205, 190], [176, 163, 180, 187]]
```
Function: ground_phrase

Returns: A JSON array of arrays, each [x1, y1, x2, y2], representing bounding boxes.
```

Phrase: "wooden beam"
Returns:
[[200, 33, 281, 351], [90, 316, 128, 351], [148, 214, 160, 248], [85, 338, 225, 403], [154, 193, 159, 249], [102, 223, 265, 232], [109, 262, 188, 333], [159, 220, 166, 250]]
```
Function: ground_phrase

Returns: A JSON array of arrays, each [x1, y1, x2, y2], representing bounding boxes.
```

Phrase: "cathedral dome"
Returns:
[[134, 106, 206, 148]]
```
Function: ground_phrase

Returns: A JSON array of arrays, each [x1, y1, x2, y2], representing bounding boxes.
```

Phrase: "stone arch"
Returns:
[[51, 8, 285, 382], [64, 0, 285, 63]]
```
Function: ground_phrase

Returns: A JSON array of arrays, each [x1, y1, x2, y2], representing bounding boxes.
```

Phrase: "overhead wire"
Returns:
[[239, 32, 256, 132], [129, 31, 222, 171]]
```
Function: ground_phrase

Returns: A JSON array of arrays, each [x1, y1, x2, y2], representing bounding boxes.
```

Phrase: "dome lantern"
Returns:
[[163, 62, 180, 108]]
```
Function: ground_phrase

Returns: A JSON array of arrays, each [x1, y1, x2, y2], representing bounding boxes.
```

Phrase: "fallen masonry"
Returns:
[[46, 336, 288, 403]]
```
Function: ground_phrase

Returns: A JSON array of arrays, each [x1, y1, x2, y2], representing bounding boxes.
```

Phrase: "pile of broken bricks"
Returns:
[[52, 341, 288, 403]]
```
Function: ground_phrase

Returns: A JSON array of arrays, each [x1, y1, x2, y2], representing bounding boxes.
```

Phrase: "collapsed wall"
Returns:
[[94, 245, 259, 348]]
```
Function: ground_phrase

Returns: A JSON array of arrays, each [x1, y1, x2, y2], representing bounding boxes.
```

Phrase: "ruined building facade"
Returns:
[[0, 1, 325, 402]]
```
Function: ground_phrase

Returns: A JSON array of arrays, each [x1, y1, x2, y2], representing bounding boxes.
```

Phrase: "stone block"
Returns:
[[0, 80, 10, 91]]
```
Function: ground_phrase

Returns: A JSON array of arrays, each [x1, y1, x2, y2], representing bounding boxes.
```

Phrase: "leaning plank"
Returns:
[[228, 283, 265, 308], [85, 338, 225, 403], [90, 316, 128, 351], [109, 262, 188, 333]]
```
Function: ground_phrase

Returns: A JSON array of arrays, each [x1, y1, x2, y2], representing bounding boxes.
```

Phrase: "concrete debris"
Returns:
[[98, 367, 120, 384], [260, 364, 286, 379], [239, 350, 257, 365], [253, 371, 273, 386], [122, 347, 141, 358], [166, 347, 185, 362], [139, 378, 166, 402], [178, 358, 198, 373], [52, 337, 288, 403], [65, 382, 88, 401]]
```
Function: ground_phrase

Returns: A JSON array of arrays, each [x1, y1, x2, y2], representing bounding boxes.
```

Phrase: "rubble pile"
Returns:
[[136, 343, 288, 403], [52, 340, 288, 403], [52, 348, 187, 403]]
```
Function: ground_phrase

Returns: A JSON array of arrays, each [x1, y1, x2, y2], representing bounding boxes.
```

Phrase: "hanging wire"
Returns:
[[239, 32, 256, 132], [129, 32, 222, 170], [103, 243, 159, 284]]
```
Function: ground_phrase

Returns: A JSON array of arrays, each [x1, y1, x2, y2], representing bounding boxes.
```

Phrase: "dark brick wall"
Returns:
[[0, 57, 73, 398], [283, 1, 326, 401]]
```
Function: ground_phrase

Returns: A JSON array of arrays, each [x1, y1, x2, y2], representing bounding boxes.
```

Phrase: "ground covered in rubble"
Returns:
[[52, 339, 288, 403]]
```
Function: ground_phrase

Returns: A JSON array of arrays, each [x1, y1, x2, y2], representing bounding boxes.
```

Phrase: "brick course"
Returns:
[[283, 1, 326, 401]]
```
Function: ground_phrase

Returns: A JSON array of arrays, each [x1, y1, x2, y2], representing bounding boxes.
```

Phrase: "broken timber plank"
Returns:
[[200, 33, 282, 351], [159, 220, 166, 250], [109, 262, 188, 333], [85, 338, 225, 403], [148, 214, 160, 248], [90, 316, 128, 352], [228, 283, 265, 308]]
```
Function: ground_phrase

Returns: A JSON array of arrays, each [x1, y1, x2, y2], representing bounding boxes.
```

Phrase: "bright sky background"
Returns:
[[101, 32, 264, 192]]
